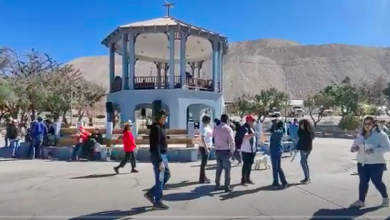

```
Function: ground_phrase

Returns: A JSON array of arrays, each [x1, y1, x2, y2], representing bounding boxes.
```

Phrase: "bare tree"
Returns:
[[44, 64, 84, 121], [304, 93, 335, 127]]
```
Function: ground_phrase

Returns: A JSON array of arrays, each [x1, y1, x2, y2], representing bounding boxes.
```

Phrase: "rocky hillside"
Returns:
[[68, 39, 390, 101]]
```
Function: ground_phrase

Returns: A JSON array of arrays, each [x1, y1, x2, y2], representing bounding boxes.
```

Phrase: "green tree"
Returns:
[[303, 93, 335, 127], [382, 81, 390, 117], [252, 87, 290, 122], [321, 77, 366, 117], [231, 94, 254, 118]]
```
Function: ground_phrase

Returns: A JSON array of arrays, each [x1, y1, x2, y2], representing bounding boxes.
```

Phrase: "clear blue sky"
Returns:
[[1, 0, 389, 63]]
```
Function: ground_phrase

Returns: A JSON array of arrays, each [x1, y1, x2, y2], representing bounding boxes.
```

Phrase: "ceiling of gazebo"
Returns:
[[114, 33, 212, 62], [102, 17, 228, 62]]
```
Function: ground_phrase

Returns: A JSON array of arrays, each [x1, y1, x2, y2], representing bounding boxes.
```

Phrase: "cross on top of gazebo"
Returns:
[[162, 1, 175, 17]]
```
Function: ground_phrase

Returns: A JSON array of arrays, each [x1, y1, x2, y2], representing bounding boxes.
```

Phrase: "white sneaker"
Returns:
[[350, 200, 365, 208], [381, 198, 389, 207]]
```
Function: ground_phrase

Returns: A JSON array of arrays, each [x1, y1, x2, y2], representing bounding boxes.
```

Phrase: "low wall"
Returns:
[[0, 143, 199, 163]]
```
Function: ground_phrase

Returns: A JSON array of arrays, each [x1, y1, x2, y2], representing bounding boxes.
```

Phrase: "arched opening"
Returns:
[[187, 103, 213, 129], [134, 102, 170, 129]]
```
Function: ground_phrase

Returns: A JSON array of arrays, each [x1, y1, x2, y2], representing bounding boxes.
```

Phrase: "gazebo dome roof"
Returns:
[[101, 16, 228, 63]]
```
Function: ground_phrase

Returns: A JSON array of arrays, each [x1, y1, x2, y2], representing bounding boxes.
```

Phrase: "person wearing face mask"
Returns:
[[350, 116, 390, 208]]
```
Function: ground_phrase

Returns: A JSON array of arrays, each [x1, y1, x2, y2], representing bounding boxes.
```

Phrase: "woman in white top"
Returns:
[[199, 115, 213, 183], [240, 115, 257, 185], [350, 116, 390, 208]]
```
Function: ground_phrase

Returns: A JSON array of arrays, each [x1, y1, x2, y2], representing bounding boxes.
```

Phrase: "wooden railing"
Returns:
[[111, 76, 216, 92]]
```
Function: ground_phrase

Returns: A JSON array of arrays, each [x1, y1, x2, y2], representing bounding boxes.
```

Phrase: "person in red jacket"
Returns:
[[71, 126, 91, 160], [114, 120, 138, 173]]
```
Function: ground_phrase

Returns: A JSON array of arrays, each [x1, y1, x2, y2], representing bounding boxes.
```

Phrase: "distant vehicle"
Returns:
[[268, 111, 282, 117], [288, 106, 305, 117]]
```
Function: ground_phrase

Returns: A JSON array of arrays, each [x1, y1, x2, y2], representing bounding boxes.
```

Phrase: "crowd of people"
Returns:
[[120, 110, 389, 210], [2, 111, 389, 211], [3, 116, 54, 158], [2, 116, 106, 161]]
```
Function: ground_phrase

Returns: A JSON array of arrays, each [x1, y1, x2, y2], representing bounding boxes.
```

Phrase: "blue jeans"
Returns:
[[271, 154, 287, 186], [150, 154, 171, 203], [94, 152, 102, 161], [10, 139, 20, 157], [358, 163, 388, 202], [71, 144, 82, 160], [291, 139, 298, 149], [5, 138, 9, 147], [215, 150, 231, 187], [31, 136, 43, 159], [300, 150, 311, 180]]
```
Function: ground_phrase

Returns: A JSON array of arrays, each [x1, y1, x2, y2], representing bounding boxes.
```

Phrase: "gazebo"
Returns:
[[101, 13, 228, 134]]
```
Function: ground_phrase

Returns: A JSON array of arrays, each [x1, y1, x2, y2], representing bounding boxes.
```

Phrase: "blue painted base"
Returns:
[[110, 146, 199, 162], [0, 143, 199, 162]]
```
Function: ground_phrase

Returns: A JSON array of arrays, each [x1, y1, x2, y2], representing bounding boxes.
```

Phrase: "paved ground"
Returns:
[[0, 138, 389, 220]]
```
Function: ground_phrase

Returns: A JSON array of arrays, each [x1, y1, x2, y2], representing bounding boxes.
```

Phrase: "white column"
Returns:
[[211, 40, 218, 92], [109, 43, 115, 93], [180, 33, 187, 88], [121, 34, 129, 90], [219, 43, 223, 93], [128, 33, 135, 90], [156, 63, 162, 89], [169, 30, 175, 89]]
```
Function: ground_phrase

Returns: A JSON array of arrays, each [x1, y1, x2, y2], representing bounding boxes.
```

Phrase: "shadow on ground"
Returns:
[[70, 173, 130, 179], [219, 183, 303, 201], [164, 185, 217, 201], [142, 180, 199, 192], [69, 206, 154, 220], [309, 206, 383, 220], [0, 159, 16, 162], [191, 163, 242, 170]]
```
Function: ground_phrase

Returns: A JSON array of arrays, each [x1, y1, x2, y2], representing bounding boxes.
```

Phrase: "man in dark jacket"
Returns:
[[144, 109, 170, 210], [31, 117, 48, 159], [7, 119, 20, 157]]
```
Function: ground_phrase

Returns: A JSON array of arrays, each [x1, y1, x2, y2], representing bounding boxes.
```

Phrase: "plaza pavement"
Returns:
[[0, 138, 389, 220]]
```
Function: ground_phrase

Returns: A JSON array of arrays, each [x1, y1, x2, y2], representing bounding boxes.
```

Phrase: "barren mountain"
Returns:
[[68, 39, 390, 101]]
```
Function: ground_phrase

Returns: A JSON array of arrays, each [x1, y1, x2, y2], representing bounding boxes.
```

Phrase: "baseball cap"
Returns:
[[124, 120, 133, 126]]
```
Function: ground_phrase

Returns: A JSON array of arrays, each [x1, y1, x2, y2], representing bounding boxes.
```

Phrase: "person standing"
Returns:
[[4, 118, 11, 148], [71, 126, 90, 161], [232, 121, 243, 164], [295, 119, 315, 184], [144, 109, 170, 210], [114, 120, 138, 173], [31, 116, 48, 159], [213, 114, 235, 192], [239, 115, 257, 185], [198, 115, 213, 183], [289, 119, 299, 148], [269, 114, 288, 188], [350, 116, 390, 208], [7, 119, 20, 158]]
